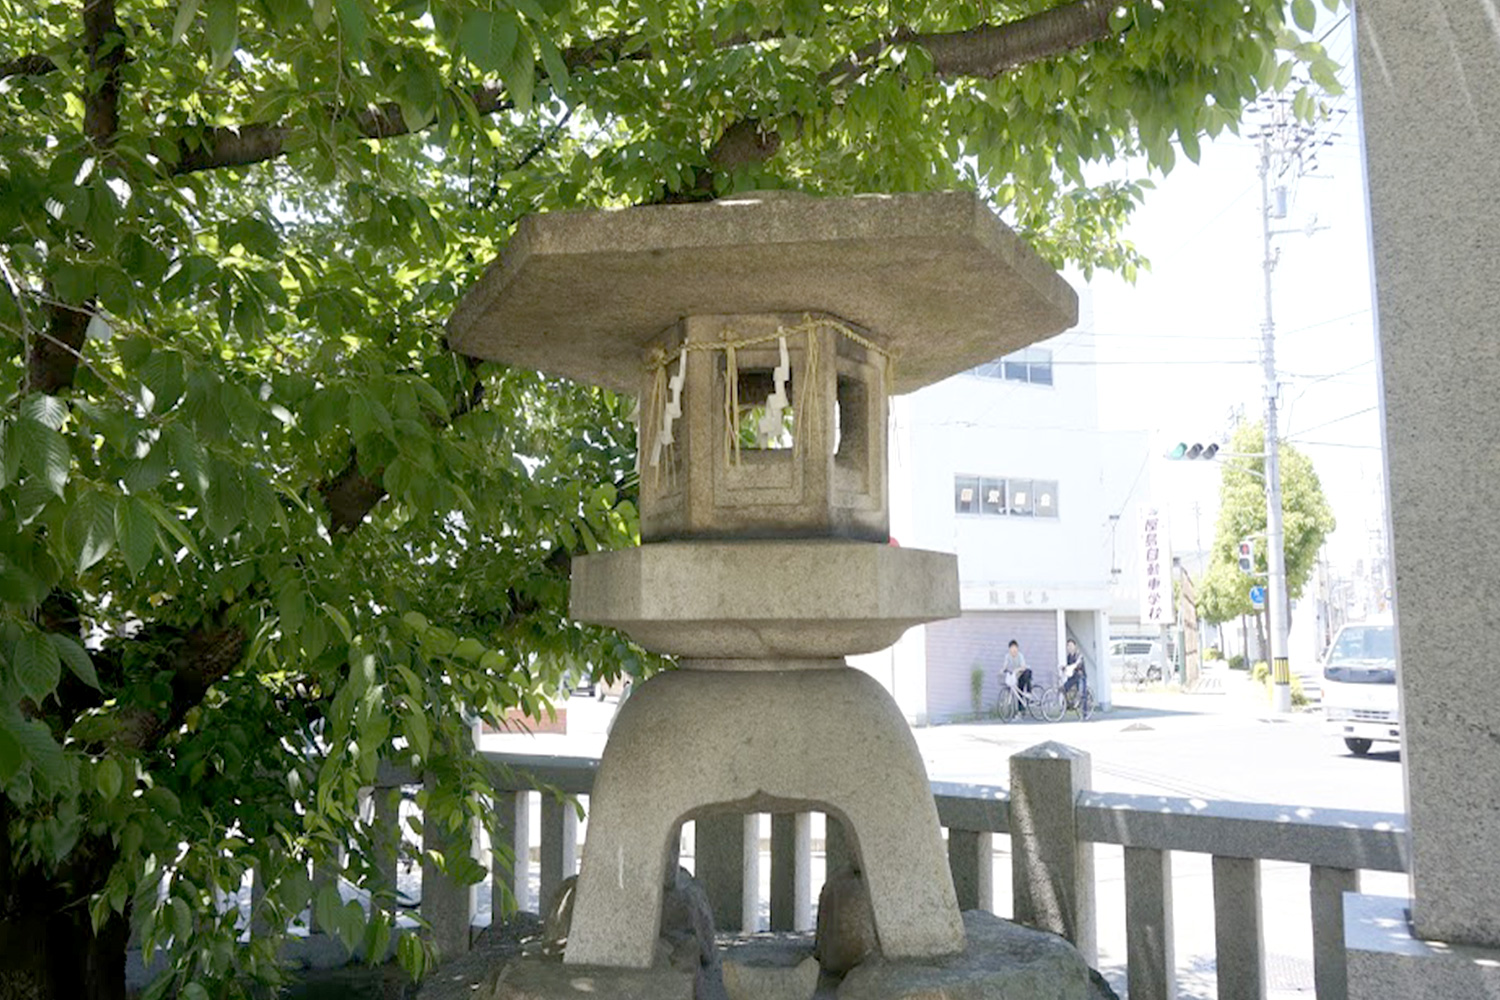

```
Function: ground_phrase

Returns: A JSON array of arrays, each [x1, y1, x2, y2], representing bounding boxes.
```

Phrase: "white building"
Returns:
[[852, 299, 1154, 724]]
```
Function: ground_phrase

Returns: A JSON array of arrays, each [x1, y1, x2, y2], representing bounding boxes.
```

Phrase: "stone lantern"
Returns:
[[448, 190, 1077, 985]]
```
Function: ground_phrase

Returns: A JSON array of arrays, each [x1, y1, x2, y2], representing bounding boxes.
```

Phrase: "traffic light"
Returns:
[[1167, 442, 1220, 460], [1238, 539, 1254, 573]]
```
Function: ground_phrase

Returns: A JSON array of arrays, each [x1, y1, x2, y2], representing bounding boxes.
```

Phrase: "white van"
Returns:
[[1321, 619, 1398, 756]]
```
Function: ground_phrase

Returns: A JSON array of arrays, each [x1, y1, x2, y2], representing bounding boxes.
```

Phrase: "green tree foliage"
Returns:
[[1197, 422, 1337, 625], [0, 0, 1342, 994]]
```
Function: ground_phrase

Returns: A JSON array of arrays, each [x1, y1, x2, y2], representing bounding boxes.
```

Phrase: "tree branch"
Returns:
[[82, 0, 125, 148], [315, 358, 485, 533], [910, 0, 1116, 79], [686, 1, 1118, 192], [27, 301, 90, 395], [0, 53, 57, 79]]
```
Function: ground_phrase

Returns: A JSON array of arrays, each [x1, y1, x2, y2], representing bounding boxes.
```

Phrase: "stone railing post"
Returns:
[[946, 829, 994, 913], [696, 812, 760, 932], [1009, 742, 1096, 963], [1212, 855, 1265, 1000], [1124, 846, 1175, 1000], [1310, 866, 1358, 1000], [492, 790, 531, 917], [422, 773, 475, 959], [539, 794, 579, 915], [770, 812, 813, 931], [370, 785, 402, 920]]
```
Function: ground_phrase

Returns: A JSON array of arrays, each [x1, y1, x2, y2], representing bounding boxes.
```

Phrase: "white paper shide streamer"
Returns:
[[652, 347, 688, 468], [757, 335, 791, 447]]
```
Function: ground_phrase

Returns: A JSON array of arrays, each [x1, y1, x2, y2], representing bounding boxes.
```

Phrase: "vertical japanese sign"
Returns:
[[1139, 506, 1175, 626]]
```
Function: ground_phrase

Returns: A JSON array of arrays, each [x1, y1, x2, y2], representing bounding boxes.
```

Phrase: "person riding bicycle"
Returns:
[[1061, 638, 1086, 706], [1002, 640, 1032, 700]]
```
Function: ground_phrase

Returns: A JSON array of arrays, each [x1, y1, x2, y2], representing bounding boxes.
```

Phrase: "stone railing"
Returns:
[[259, 743, 1410, 1000]]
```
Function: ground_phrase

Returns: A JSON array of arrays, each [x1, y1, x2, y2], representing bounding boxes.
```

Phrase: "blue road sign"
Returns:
[[1249, 585, 1266, 608]]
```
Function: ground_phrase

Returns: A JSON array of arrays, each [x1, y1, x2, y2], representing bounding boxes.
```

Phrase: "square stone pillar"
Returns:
[[1009, 742, 1095, 964], [1349, 0, 1500, 990]]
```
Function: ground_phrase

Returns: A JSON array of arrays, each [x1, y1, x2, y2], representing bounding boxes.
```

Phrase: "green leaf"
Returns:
[[314, 884, 342, 937], [21, 394, 66, 431], [0, 421, 19, 489], [536, 33, 570, 97], [96, 757, 124, 800], [172, 0, 203, 42], [204, 460, 244, 536], [139, 351, 186, 413], [141, 496, 203, 562], [498, 18, 535, 114], [63, 490, 113, 573], [1291, 0, 1316, 32], [12, 718, 64, 788], [114, 494, 158, 576], [50, 262, 94, 305], [49, 633, 100, 689], [166, 424, 210, 495], [334, 0, 369, 51], [14, 630, 62, 705], [459, 10, 498, 72], [403, 708, 431, 759], [205, 0, 238, 71], [0, 724, 22, 784], [14, 416, 70, 496]]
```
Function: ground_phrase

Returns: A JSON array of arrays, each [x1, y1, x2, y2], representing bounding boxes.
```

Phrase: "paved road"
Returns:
[[915, 675, 1405, 814]]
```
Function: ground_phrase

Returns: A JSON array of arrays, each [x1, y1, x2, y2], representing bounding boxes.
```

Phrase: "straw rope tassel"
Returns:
[[724, 342, 741, 466]]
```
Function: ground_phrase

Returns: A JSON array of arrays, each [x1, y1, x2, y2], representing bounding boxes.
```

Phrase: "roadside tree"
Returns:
[[1196, 422, 1337, 649], [0, 0, 1344, 995]]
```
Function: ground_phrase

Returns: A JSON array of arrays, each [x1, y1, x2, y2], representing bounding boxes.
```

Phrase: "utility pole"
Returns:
[[1258, 129, 1293, 713]]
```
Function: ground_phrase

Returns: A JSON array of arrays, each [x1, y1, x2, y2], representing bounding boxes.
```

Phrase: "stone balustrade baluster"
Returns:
[[538, 794, 579, 916], [1212, 855, 1266, 1000], [770, 812, 813, 931], [421, 773, 475, 961], [1123, 846, 1175, 1000], [946, 828, 994, 913], [1310, 866, 1359, 1000], [492, 790, 532, 917]]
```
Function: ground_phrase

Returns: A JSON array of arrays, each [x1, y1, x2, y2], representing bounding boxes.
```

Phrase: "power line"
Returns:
[[1286, 406, 1378, 438]]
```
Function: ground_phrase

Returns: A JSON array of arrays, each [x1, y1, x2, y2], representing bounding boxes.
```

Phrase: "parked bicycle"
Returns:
[[1121, 657, 1163, 691], [997, 667, 1064, 723]]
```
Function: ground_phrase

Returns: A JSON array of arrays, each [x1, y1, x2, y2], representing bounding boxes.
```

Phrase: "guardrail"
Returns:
[[256, 743, 1410, 1000]]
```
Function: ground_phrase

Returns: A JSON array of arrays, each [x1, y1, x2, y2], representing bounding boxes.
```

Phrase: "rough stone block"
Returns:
[[836, 910, 1091, 1000], [720, 936, 819, 1000], [815, 868, 879, 974], [486, 960, 695, 1000]]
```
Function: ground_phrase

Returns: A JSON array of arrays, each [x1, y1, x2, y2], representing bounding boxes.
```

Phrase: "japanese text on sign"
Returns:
[[1139, 506, 1175, 626]]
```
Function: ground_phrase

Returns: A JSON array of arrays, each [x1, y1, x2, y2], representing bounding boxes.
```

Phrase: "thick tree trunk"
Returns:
[[0, 800, 130, 1000]]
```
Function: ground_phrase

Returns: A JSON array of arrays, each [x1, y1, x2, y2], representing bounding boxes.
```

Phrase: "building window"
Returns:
[[969, 347, 1053, 386], [954, 475, 1059, 518], [980, 477, 1006, 516], [1035, 480, 1059, 517], [954, 475, 980, 515], [1008, 479, 1034, 516]]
